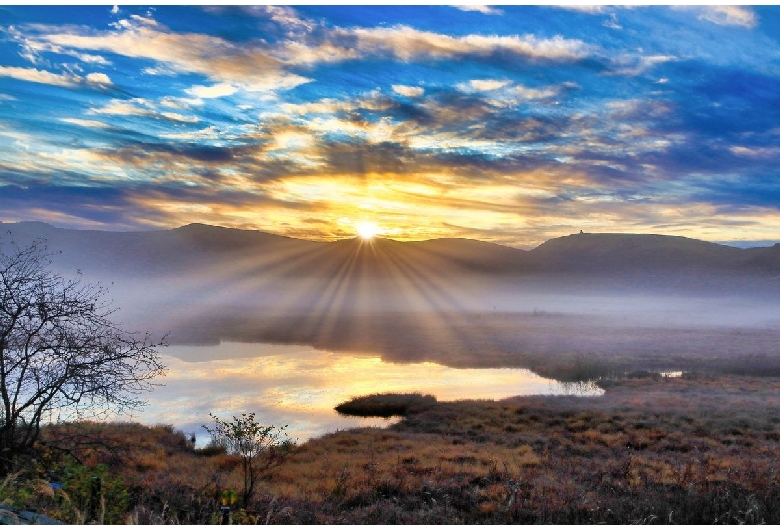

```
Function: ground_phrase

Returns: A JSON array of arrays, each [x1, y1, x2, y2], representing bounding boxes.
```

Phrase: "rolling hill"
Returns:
[[2, 221, 778, 281]]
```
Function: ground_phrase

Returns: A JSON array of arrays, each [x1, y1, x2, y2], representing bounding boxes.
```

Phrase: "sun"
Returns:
[[355, 221, 380, 240]]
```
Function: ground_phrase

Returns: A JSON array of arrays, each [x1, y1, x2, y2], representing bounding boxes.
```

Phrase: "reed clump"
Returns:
[[335, 393, 437, 417]]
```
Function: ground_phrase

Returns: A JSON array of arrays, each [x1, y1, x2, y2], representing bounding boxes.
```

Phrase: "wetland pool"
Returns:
[[115, 342, 602, 443]]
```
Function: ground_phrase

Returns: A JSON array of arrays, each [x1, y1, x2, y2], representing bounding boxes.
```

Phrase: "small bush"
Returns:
[[335, 393, 437, 417]]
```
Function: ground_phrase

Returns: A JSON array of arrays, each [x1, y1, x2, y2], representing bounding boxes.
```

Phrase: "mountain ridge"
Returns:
[[6, 220, 775, 250], [1, 221, 778, 282]]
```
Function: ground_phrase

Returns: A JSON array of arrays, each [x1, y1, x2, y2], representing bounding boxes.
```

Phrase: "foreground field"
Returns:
[[4, 374, 780, 524]]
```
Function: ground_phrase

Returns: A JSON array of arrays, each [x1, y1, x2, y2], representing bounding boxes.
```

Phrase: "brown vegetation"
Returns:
[[2, 373, 778, 524], [335, 393, 437, 417]]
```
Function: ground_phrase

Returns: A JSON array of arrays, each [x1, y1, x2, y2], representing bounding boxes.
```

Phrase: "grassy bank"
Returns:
[[4, 374, 780, 523]]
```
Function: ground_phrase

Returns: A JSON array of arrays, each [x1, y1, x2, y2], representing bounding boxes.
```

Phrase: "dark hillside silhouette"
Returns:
[[3, 222, 778, 285]]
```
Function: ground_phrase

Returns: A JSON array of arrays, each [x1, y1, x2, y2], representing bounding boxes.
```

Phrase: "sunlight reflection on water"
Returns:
[[116, 342, 603, 443]]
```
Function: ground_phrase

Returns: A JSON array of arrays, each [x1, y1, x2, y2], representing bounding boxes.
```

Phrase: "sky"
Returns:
[[1, 5, 780, 248]]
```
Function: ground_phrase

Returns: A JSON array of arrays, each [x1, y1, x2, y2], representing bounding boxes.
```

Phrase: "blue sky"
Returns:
[[1, 5, 779, 247]]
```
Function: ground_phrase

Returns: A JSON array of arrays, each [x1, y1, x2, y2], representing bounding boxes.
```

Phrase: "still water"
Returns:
[[117, 342, 602, 443]]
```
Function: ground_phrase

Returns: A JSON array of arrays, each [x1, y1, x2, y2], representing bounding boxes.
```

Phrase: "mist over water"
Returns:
[[110, 274, 780, 334], [107, 273, 780, 351], [100, 274, 780, 440]]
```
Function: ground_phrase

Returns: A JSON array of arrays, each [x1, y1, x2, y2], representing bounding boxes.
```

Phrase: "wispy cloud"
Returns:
[[0, 65, 79, 87], [186, 83, 236, 99], [0, 64, 114, 89], [453, 5, 504, 16], [457, 79, 511, 92], [608, 54, 676, 76], [675, 6, 757, 29], [90, 98, 155, 117], [85, 72, 112, 86], [392, 85, 424, 97], [59, 118, 112, 129], [555, 6, 608, 14], [20, 16, 310, 92], [88, 97, 201, 124], [336, 26, 593, 62]]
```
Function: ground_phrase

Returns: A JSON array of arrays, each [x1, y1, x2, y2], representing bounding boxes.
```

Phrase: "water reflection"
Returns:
[[116, 342, 602, 443]]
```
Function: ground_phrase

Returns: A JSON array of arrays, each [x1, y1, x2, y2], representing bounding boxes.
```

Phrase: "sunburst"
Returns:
[[355, 221, 380, 240]]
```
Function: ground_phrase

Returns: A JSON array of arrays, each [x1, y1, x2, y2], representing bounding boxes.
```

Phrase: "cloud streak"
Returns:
[[20, 17, 309, 92]]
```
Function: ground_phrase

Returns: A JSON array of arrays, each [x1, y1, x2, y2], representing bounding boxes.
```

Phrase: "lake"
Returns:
[[116, 342, 603, 443]]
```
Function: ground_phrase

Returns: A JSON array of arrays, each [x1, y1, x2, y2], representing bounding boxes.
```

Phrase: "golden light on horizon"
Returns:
[[355, 221, 381, 240]]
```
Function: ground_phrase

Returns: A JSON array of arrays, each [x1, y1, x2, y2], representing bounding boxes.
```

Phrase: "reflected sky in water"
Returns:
[[116, 342, 602, 443]]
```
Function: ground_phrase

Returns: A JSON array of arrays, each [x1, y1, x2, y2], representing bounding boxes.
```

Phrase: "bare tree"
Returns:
[[204, 412, 293, 507], [0, 237, 166, 472]]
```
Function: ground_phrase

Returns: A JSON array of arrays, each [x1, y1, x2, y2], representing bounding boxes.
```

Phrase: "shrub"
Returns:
[[203, 413, 294, 506], [335, 393, 437, 418]]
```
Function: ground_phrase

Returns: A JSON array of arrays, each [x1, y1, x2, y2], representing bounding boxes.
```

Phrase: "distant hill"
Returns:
[[2, 222, 779, 287], [531, 232, 747, 274], [0, 221, 323, 277]]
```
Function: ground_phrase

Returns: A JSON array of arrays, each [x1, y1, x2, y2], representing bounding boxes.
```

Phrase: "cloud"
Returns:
[[204, 5, 315, 34], [453, 5, 504, 16], [88, 97, 199, 123], [273, 21, 592, 67], [85, 72, 112, 85], [456, 79, 569, 107], [160, 112, 200, 123], [162, 126, 222, 141], [257, 5, 315, 33], [274, 40, 359, 66], [458, 79, 511, 92], [186, 83, 237, 99], [511, 84, 560, 100], [555, 6, 608, 14], [72, 52, 110, 65], [392, 85, 424, 97], [20, 17, 310, 92], [13, 13, 592, 105], [7, 25, 111, 66], [60, 118, 112, 129], [330, 25, 593, 62], [608, 54, 676, 76], [675, 6, 757, 29], [603, 13, 622, 30], [729, 146, 780, 158], [142, 65, 179, 76], [0, 65, 79, 87], [90, 98, 155, 117]]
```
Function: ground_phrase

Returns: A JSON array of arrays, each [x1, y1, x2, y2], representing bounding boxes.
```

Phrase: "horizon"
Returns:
[[2, 6, 780, 248], [2, 218, 778, 251]]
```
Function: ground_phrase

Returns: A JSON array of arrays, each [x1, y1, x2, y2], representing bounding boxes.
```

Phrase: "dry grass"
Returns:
[[257, 374, 780, 524], [4, 374, 780, 523]]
